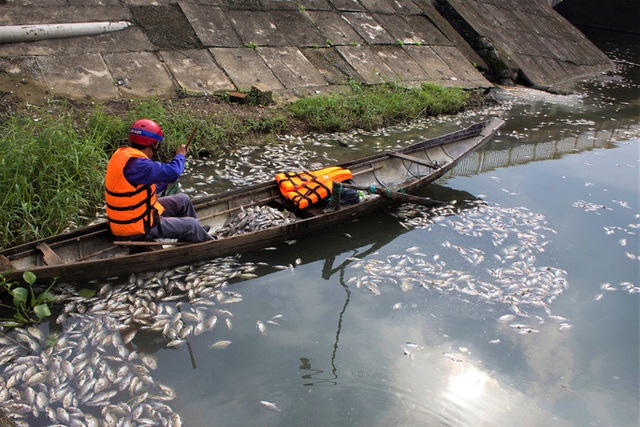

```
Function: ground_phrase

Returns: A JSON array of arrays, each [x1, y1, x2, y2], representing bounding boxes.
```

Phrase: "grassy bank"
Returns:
[[290, 82, 472, 132], [0, 83, 480, 248]]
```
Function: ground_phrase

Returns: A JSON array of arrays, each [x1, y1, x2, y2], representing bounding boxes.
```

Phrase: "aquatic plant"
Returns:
[[0, 271, 56, 327]]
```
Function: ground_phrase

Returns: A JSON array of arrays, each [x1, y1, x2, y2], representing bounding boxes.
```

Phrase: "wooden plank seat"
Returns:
[[36, 242, 64, 265], [0, 254, 14, 271]]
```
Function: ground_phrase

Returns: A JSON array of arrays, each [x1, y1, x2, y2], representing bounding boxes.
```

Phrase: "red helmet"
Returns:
[[128, 119, 164, 146]]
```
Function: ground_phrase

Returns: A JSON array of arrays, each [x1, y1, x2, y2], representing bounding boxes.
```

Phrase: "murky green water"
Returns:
[[1, 30, 638, 426]]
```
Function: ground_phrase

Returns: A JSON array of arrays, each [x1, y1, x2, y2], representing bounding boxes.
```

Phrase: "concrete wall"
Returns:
[[0, 0, 615, 103]]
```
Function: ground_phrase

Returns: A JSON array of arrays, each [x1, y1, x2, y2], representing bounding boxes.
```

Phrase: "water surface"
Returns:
[[0, 29, 638, 427]]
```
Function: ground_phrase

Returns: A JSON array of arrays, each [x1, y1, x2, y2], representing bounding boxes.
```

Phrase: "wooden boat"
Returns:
[[0, 119, 504, 283]]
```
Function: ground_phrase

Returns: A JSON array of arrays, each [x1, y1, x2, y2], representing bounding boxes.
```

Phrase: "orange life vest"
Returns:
[[105, 147, 165, 237], [275, 167, 353, 209]]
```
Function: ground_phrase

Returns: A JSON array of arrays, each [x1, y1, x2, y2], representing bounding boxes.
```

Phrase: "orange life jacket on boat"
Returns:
[[275, 167, 353, 209], [105, 147, 165, 237]]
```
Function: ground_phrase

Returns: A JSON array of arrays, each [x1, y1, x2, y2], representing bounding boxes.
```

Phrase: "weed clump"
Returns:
[[0, 110, 109, 248], [288, 82, 472, 132]]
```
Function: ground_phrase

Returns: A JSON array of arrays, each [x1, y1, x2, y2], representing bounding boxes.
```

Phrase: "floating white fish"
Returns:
[[209, 340, 232, 349], [443, 353, 462, 363], [167, 339, 186, 348], [401, 342, 424, 360], [260, 400, 282, 412], [256, 320, 267, 336]]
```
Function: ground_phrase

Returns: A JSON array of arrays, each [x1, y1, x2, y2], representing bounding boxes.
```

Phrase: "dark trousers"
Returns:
[[146, 193, 213, 243]]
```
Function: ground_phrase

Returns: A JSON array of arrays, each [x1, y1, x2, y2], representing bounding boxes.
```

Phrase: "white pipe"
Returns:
[[0, 21, 132, 44]]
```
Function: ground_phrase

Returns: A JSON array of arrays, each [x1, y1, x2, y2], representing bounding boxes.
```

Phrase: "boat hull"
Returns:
[[1, 119, 504, 283]]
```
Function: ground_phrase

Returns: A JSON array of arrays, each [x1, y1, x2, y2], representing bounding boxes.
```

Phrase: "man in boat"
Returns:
[[105, 119, 214, 243]]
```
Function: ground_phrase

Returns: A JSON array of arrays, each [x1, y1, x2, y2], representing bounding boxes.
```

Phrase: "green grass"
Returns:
[[0, 109, 109, 248], [288, 82, 471, 132]]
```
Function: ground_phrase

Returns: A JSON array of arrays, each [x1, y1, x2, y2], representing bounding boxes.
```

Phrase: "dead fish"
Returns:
[[141, 354, 158, 370], [260, 400, 282, 412], [443, 353, 462, 363], [209, 340, 232, 349], [402, 342, 423, 360], [267, 314, 283, 325], [256, 320, 267, 336], [26, 370, 49, 386], [205, 315, 218, 329], [166, 339, 186, 348]]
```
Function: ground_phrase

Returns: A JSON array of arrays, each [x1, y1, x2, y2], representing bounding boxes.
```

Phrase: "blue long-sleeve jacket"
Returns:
[[123, 154, 185, 194]]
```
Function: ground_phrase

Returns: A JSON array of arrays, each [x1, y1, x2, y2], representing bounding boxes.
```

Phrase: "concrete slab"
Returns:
[[160, 49, 234, 95], [209, 47, 284, 91], [4, 0, 68, 6], [372, 45, 430, 82], [219, 0, 263, 10], [296, 0, 333, 11], [403, 45, 457, 83], [267, 10, 327, 47], [179, 4, 243, 47], [226, 9, 290, 47], [430, 45, 490, 86], [341, 12, 395, 44], [404, 14, 453, 46], [130, 4, 202, 50], [258, 47, 328, 89], [0, 27, 154, 57], [328, 0, 365, 12], [37, 53, 120, 101], [544, 57, 574, 86], [370, 13, 422, 44], [443, 0, 613, 87], [388, 0, 422, 15], [121, 0, 175, 5], [0, 6, 130, 25], [357, 0, 395, 14], [102, 51, 176, 98], [411, 0, 486, 68], [0, 57, 49, 105], [68, 0, 122, 6], [259, 0, 299, 11], [336, 45, 396, 84], [300, 47, 364, 84], [0, 0, 614, 103], [306, 11, 365, 46]]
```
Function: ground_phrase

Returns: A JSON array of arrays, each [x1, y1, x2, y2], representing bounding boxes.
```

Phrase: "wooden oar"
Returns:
[[185, 125, 198, 152], [338, 182, 446, 208], [163, 126, 198, 196]]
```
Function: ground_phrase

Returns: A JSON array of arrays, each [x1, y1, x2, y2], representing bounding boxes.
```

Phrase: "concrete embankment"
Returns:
[[0, 0, 614, 104]]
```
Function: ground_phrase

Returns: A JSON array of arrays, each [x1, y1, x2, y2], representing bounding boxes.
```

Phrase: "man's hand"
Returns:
[[176, 144, 187, 157]]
